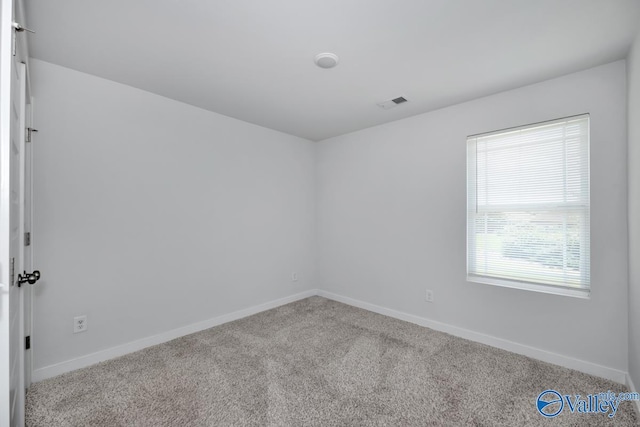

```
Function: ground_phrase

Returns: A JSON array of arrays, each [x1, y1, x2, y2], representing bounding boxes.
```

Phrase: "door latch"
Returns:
[[17, 270, 40, 287]]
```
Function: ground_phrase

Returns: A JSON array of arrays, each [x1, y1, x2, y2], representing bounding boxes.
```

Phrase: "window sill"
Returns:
[[466, 275, 590, 299]]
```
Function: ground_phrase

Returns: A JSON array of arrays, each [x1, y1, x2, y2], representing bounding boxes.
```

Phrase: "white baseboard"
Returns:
[[32, 289, 317, 382], [627, 373, 640, 417], [317, 290, 628, 385]]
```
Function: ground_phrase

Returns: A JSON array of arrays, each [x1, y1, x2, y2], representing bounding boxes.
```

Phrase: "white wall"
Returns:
[[30, 59, 316, 371], [317, 61, 629, 372], [628, 31, 640, 390]]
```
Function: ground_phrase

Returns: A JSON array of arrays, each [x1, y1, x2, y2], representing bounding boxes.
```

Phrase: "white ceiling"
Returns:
[[25, 0, 640, 141]]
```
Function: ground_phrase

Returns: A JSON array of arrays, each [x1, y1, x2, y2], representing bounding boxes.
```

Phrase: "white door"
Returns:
[[0, 0, 31, 424]]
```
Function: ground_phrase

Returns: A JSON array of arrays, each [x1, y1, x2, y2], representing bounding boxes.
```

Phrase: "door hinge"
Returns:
[[12, 22, 35, 34], [10, 258, 15, 287], [25, 336, 30, 350], [26, 127, 38, 143], [24, 232, 31, 246]]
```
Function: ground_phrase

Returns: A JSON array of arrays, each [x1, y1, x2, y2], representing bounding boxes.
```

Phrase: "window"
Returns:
[[467, 115, 590, 298]]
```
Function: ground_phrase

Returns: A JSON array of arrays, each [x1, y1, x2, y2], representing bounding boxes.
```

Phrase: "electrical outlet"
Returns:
[[74, 315, 88, 333], [291, 272, 299, 282], [425, 290, 434, 303]]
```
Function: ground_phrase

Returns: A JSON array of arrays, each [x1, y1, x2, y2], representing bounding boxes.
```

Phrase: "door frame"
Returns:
[[22, 99, 33, 390]]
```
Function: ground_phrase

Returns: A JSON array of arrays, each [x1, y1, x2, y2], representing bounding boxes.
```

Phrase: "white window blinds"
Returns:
[[467, 115, 590, 296]]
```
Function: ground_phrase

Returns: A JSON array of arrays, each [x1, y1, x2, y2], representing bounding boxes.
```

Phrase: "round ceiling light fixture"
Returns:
[[314, 53, 339, 69]]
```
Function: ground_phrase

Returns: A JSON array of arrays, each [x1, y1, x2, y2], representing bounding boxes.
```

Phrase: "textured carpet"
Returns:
[[26, 297, 639, 426]]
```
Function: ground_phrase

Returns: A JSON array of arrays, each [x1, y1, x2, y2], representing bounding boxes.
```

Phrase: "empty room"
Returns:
[[1, 0, 640, 425]]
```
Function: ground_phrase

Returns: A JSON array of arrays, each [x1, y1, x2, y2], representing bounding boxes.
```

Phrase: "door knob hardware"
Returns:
[[17, 270, 40, 287]]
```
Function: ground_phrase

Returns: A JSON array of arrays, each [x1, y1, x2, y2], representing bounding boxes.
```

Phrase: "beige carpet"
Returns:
[[26, 296, 639, 426]]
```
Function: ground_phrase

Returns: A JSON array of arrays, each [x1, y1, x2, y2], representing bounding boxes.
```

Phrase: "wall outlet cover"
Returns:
[[74, 315, 88, 334]]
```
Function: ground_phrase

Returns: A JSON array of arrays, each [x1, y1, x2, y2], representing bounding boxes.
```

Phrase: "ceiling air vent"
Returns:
[[377, 96, 409, 110]]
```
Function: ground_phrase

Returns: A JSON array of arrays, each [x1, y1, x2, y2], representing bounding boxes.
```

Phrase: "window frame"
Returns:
[[466, 114, 591, 298]]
